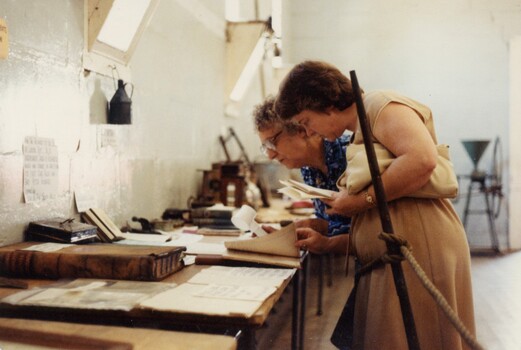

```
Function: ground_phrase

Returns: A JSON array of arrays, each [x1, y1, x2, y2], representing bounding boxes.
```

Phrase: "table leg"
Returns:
[[235, 328, 256, 350], [317, 254, 323, 316], [292, 268, 300, 350], [299, 254, 308, 350]]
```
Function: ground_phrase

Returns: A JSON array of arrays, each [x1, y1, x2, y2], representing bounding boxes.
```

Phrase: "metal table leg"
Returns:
[[317, 254, 323, 316], [299, 252, 308, 350], [292, 252, 309, 350], [292, 268, 300, 350]]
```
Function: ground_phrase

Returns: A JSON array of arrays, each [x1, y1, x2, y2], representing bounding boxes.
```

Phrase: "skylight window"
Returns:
[[83, 0, 159, 80], [97, 0, 151, 52]]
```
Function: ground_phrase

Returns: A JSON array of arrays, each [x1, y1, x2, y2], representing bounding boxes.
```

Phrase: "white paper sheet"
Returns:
[[188, 266, 295, 287], [139, 283, 263, 317], [22, 242, 74, 252], [193, 284, 276, 302], [23, 136, 59, 203], [115, 232, 203, 246], [1, 279, 176, 312], [185, 242, 227, 255], [120, 232, 175, 242]]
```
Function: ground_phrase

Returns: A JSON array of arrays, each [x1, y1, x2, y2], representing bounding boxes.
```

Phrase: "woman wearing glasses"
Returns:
[[252, 96, 351, 254]]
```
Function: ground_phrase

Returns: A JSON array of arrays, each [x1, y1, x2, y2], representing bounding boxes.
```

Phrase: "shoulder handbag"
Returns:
[[339, 142, 458, 199]]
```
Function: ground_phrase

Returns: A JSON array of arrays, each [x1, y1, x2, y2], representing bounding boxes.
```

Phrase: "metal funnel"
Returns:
[[462, 140, 490, 170]]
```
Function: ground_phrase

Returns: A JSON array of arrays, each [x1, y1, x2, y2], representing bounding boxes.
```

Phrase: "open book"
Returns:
[[82, 208, 173, 244], [223, 223, 301, 268], [82, 208, 125, 243], [277, 179, 336, 200]]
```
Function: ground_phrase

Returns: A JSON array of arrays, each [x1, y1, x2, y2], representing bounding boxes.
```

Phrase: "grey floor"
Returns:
[[259, 249, 521, 350]]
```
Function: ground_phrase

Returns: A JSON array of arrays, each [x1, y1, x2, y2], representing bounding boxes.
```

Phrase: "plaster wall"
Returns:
[[0, 0, 237, 244], [1, 0, 520, 249], [277, 0, 521, 250]]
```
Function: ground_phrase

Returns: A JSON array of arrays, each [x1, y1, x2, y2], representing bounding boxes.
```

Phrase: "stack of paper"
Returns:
[[277, 179, 336, 200]]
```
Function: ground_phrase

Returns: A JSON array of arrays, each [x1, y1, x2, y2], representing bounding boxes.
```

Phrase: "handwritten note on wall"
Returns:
[[23, 136, 59, 203]]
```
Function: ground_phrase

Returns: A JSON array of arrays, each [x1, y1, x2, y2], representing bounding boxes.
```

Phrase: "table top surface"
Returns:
[[0, 201, 308, 335], [0, 262, 295, 329], [0, 317, 237, 350]]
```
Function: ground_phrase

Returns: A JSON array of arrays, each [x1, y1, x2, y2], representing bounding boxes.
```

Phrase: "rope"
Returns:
[[356, 234, 409, 277], [370, 232, 486, 350]]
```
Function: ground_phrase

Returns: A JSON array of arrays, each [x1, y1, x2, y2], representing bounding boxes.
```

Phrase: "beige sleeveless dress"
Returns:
[[340, 90, 476, 349]]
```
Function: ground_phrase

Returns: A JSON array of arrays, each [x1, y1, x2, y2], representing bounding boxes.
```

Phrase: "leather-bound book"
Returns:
[[0, 242, 186, 281]]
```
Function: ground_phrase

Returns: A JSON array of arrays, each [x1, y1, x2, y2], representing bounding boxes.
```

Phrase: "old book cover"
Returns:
[[196, 227, 241, 236], [191, 217, 235, 228], [25, 219, 98, 244], [223, 250, 301, 269], [0, 242, 186, 281], [191, 207, 234, 219], [82, 208, 125, 243]]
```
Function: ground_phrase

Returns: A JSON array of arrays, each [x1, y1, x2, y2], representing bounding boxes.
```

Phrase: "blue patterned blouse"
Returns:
[[300, 134, 351, 236]]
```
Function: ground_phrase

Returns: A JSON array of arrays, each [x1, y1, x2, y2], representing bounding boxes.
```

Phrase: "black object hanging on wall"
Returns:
[[108, 79, 133, 124]]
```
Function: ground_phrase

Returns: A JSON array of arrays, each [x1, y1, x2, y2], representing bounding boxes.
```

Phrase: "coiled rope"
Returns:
[[359, 232, 485, 350]]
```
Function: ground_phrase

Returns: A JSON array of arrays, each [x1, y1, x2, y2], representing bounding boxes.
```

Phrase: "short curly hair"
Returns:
[[252, 96, 279, 132], [252, 96, 305, 135], [274, 60, 355, 120]]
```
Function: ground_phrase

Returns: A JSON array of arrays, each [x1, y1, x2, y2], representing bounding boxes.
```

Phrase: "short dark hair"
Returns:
[[274, 60, 355, 120], [252, 96, 305, 135]]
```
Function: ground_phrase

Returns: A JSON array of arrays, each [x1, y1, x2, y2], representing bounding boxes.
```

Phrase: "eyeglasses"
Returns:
[[260, 129, 283, 155]]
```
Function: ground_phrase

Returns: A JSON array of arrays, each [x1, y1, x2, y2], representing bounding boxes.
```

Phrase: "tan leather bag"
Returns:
[[338, 143, 458, 199]]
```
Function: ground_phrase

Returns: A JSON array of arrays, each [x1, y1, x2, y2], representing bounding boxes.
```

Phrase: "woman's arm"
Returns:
[[371, 102, 437, 201], [324, 102, 438, 217]]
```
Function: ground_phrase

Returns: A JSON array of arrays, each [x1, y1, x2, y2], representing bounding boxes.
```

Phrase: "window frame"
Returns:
[[83, 0, 160, 80]]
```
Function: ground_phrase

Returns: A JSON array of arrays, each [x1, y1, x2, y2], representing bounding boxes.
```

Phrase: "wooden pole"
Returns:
[[349, 70, 420, 350]]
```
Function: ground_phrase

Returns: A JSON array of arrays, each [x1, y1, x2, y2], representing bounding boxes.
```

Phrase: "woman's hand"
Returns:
[[295, 218, 328, 234], [262, 218, 328, 235], [322, 190, 366, 217], [295, 227, 330, 254]]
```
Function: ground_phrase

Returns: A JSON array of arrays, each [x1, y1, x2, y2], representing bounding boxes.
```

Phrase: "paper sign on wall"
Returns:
[[0, 18, 8, 59], [23, 136, 59, 203]]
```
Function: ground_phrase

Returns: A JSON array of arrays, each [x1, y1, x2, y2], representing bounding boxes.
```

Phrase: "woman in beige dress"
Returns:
[[274, 60, 476, 350]]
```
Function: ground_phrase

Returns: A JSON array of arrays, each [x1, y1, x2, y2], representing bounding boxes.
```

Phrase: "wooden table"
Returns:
[[0, 317, 236, 350], [0, 200, 311, 350], [0, 258, 308, 350]]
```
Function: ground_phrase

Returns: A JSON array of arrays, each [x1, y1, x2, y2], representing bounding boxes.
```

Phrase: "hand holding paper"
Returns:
[[277, 179, 336, 200]]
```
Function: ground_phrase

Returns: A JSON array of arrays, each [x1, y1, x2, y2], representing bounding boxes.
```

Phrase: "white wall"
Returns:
[[509, 35, 521, 249], [0, 0, 251, 245], [274, 0, 521, 249], [1, 0, 520, 249]]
